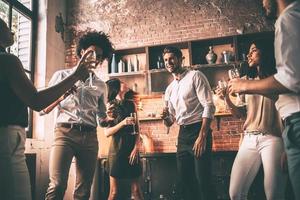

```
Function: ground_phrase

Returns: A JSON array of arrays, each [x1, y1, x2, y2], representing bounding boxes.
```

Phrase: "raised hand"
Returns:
[[74, 50, 97, 81]]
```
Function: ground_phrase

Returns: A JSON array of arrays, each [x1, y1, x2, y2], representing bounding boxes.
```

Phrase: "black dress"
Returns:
[[107, 99, 142, 179]]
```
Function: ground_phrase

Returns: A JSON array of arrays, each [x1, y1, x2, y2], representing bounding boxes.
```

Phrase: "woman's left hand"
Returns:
[[129, 147, 139, 165]]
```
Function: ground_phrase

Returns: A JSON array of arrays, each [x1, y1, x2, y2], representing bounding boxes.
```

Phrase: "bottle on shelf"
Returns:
[[122, 60, 126, 72], [127, 58, 132, 72], [111, 53, 117, 73], [134, 54, 139, 71], [133, 83, 138, 92], [157, 55, 164, 69], [118, 60, 123, 73]]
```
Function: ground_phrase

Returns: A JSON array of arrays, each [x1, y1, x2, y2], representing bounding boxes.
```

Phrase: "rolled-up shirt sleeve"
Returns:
[[97, 82, 107, 119], [273, 13, 300, 93], [194, 71, 216, 119], [165, 86, 176, 117]]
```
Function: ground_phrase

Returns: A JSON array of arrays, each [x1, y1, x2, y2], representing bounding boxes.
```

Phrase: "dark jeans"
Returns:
[[283, 112, 300, 200], [176, 122, 213, 200]]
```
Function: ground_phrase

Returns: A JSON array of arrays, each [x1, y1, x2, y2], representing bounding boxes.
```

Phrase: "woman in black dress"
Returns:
[[104, 78, 143, 200]]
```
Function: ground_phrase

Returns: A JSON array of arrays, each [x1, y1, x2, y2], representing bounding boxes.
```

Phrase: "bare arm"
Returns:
[[129, 133, 141, 165], [215, 86, 246, 118], [41, 86, 77, 114], [2, 51, 93, 111], [104, 116, 135, 137], [228, 76, 290, 96]]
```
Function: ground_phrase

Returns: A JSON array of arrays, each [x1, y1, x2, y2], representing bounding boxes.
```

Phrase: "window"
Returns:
[[0, 0, 37, 137]]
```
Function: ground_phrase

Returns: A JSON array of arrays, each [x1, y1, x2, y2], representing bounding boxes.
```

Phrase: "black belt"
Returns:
[[56, 123, 96, 132], [180, 121, 202, 128], [284, 111, 300, 127]]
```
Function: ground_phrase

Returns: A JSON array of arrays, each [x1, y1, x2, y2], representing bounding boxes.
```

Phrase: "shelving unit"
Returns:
[[139, 117, 162, 121], [108, 71, 146, 77], [107, 31, 274, 95]]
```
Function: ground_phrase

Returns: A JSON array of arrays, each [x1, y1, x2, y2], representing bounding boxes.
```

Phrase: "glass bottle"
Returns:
[[118, 60, 123, 73], [157, 56, 165, 69], [128, 58, 132, 72], [134, 54, 139, 71], [111, 53, 117, 73]]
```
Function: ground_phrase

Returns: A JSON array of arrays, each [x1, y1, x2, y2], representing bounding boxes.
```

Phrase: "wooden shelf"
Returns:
[[149, 68, 167, 73], [108, 71, 146, 77], [139, 117, 162, 121], [107, 31, 274, 95], [215, 112, 232, 117], [191, 62, 238, 69]]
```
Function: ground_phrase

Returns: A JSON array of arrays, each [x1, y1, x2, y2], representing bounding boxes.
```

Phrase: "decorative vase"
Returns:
[[111, 53, 117, 73], [206, 46, 217, 64]]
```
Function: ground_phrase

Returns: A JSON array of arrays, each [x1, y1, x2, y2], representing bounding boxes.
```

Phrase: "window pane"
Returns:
[[0, 1, 9, 23], [17, 0, 32, 11], [11, 9, 32, 72]]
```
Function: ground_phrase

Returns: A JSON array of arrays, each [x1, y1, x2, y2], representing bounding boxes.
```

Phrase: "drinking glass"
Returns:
[[85, 51, 97, 90], [130, 112, 138, 135], [162, 94, 170, 134], [228, 68, 246, 106], [218, 79, 228, 110]]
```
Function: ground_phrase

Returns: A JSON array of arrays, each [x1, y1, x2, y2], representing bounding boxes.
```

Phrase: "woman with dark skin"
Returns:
[[104, 78, 144, 200], [216, 39, 286, 200], [0, 17, 93, 200]]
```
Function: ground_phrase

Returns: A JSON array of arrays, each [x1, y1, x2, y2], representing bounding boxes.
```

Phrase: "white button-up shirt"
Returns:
[[273, 1, 300, 118], [48, 68, 107, 127], [165, 69, 215, 125]]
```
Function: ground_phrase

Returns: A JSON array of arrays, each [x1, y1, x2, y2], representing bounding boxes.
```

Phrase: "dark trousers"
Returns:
[[283, 112, 300, 200], [176, 122, 213, 200]]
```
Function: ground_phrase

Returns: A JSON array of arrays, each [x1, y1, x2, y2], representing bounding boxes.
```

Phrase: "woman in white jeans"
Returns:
[[0, 17, 93, 200], [216, 38, 287, 200]]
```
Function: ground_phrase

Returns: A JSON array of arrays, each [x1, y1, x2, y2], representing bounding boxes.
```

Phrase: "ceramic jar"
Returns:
[[206, 46, 217, 64]]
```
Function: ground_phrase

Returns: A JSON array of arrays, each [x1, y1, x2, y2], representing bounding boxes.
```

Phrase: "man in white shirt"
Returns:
[[228, 0, 300, 198], [161, 46, 215, 200], [45, 31, 113, 200]]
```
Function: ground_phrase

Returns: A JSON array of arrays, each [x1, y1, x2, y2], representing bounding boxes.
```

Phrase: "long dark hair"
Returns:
[[105, 78, 138, 102], [247, 38, 276, 79], [106, 78, 121, 102]]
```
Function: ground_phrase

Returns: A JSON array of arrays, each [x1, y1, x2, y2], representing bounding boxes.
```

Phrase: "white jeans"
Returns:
[[0, 126, 32, 200], [229, 134, 286, 200]]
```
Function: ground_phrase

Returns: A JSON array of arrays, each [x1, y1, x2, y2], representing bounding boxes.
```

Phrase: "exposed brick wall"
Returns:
[[138, 95, 244, 153], [64, 0, 273, 152], [64, 0, 273, 67]]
